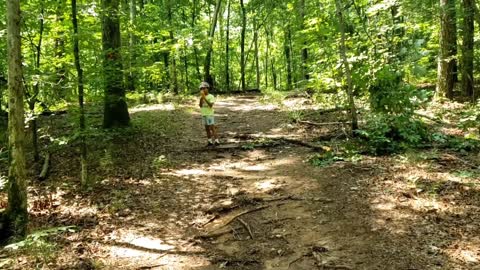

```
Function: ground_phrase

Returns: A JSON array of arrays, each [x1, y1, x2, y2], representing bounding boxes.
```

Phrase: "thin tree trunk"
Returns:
[[192, 0, 202, 81], [5, 0, 28, 239], [102, 0, 130, 128], [240, 0, 246, 91], [284, 26, 293, 90], [335, 0, 358, 131], [72, 0, 88, 187], [204, 0, 222, 87], [225, 0, 231, 91], [167, 0, 178, 94], [299, 0, 309, 82], [265, 26, 270, 88], [126, 0, 137, 91], [53, 0, 66, 99], [29, 4, 44, 163], [437, 0, 458, 100], [254, 18, 260, 89], [461, 0, 474, 100]]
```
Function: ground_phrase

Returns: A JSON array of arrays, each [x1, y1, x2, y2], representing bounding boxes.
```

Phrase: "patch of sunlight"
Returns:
[[174, 168, 208, 176], [446, 244, 480, 265], [130, 103, 175, 113], [243, 164, 268, 171], [255, 179, 280, 191]]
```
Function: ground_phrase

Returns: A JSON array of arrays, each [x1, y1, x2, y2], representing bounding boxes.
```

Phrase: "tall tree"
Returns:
[[167, 0, 178, 94], [102, 0, 130, 128], [461, 0, 474, 100], [437, 0, 458, 99], [284, 25, 293, 90], [335, 0, 358, 131], [240, 0, 246, 91], [299, 0, 309, 82], [72, 0, 88, 186], [204, 0, 222, 87], [225, 0, 231, 91], [5, 0, 28, 238]]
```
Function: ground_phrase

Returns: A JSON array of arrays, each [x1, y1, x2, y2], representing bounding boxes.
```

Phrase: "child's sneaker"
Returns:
[[207, 139, 214, 146], [214, 139, 220, 145]]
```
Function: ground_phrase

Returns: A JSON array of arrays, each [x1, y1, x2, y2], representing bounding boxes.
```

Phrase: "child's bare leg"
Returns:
[[212, 125, 218, 140], [205, 125, 211, 139]]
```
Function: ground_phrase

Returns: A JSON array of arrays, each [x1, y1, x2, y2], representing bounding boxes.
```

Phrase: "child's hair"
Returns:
[[199, 81, 210, 89]]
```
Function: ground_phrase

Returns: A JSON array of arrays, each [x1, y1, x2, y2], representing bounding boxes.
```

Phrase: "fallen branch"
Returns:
[[136, 264, 167, 270], [38, 152, 50, 181], [297, 120, 352, 126], [238, 218, 254, 239], [414, 112, 451, 126], [218, 205, 270, 229]]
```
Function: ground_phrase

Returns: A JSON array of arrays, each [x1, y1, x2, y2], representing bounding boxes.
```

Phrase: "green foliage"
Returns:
[[4, 226, 76, 266], [358, 113, 429, 155]]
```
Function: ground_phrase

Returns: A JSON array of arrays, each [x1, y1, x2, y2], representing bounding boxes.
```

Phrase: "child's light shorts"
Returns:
[[202, 115, 215, 126]]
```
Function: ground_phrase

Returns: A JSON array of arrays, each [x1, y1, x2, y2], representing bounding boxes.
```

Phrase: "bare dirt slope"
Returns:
[[2, 94, 479, 270]]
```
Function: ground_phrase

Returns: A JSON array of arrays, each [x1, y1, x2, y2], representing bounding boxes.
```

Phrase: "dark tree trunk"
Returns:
[[284, 27, 293, 90], [299, 0, 309, 82], [54, 0, 66, 99], [240, 0, 246, 91], [437, 0, 458, 100], [461, 0, 474, 100], [5, 0, 28, 240], [204, 0, 222, 87], [254, 19, 260, 89], [72, 0, 88, 186], [225, 0, 231, 91], [167, 0, 178, 94], [102, 0, 130, 128]]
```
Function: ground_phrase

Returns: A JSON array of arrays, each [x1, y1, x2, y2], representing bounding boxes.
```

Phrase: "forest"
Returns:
[[1, 0, 480, 269]]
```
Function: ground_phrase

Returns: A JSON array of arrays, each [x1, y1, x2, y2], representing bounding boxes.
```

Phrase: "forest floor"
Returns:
[[1, 94, 480, 270]]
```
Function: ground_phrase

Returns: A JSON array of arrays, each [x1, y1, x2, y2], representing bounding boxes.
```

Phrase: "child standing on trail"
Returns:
[[199, 82, 220, 146]]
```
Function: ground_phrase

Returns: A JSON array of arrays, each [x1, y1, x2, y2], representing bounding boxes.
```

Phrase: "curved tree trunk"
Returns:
[[102, 0, 130, 128], [204, 0, 222, 87]]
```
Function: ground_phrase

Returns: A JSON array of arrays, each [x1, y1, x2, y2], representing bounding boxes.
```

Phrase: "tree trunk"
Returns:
[[461, 0, 474, 100], [240, 0, 246, 91], [284, 26, 293, 90], [29, 5, 44, 163], [102, 0, 130, 128], [299, 0, 309, 82], [437, 0, 458, 100], [254, 18, 260, 89], [53, 0, 66, 99], [5, 0, 28, 239], [204, 0, 222, 87], [72, 0, 88, 187], [192, 0, 202, 81], [335, 0, 358, 132], [167, 0, 178, 94], [126, 0, 137, 91], [225, 0, 231, 91]]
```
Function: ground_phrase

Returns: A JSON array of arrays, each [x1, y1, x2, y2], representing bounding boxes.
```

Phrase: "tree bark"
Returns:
[[167, 0, 178, 94], [72, 0, 88, 187], [254, 18, 260, 89], [102, 0, 130, 128], [53, 0, 66, 99], [299, 0, 309, 82], [284, 26, 293, 90], [5, 0, 28, 239], [240, 0, 246, 91], [437, 0, 458, 100], [335, 0, 358, 132], [225, 0, 231, 91], [461, 0, 474, 100], [204, 0, 222, 87]]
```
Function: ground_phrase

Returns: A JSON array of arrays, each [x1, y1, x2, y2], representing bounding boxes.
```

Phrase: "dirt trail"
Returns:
[[96, 95, 471, 270], [7, 94, 479, 270]]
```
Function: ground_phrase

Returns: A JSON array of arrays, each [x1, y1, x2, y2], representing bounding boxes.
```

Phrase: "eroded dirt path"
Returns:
[[5, 94, 479, 270]]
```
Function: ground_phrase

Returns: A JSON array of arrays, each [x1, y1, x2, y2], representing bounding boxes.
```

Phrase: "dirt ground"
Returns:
[[1, 94, 480, 269]]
